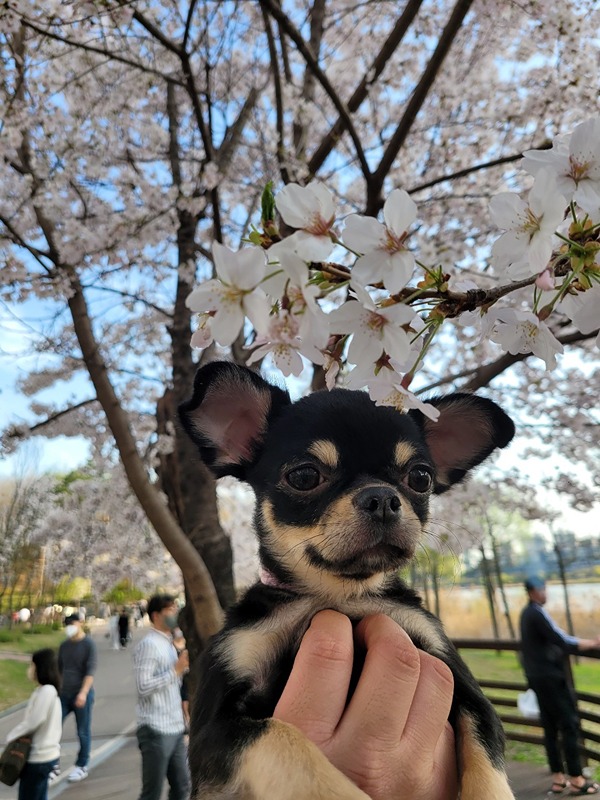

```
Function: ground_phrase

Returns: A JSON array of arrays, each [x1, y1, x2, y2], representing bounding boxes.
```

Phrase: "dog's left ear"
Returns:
[[178, 361, 291, 479], [409, 394, 515, 493]]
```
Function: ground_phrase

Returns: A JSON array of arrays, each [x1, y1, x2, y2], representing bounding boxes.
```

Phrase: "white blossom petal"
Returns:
[[383, 189, 417, 236]]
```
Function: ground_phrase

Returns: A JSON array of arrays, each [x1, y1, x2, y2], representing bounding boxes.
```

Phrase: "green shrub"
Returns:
[[0, 630, 23, 644], [23, 624, 54, 635]]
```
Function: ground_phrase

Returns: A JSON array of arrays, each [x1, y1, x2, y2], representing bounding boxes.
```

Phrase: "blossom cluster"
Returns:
[[186, 118, 600, 418]]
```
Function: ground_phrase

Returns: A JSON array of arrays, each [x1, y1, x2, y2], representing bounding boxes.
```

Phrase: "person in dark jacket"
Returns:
[[520, 576, 600, 796], [55, 613, 97, 783], [118, 608, 130, 648]]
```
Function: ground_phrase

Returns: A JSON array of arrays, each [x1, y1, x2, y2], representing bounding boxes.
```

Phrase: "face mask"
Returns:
[[27, 664, 36, 682], [163, 614, 178, 630], [65, 624, 78, 638]]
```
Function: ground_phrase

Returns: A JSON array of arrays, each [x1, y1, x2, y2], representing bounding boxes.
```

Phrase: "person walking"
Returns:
[[56, 612, 97, 783], [5, 648, 62, 800], [118, 607, 130, 648], [520, 575, 600, 796], [109, 609, 120, 650], [133, 594, 190, 800]]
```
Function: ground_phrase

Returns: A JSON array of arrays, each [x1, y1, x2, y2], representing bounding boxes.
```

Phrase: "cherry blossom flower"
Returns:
[[484, 307, 563, 369], [523, 119, 600, 217], [275, 182, 336, 261], [262, 243, 330, 349], [322, 353, 341, 390], [190, 313, 214, 350], [535, 267, 555, 291], [246, 309, 324, 377], [263, 244, 315, 307], [343, 189, 417, 293], [329, 285, 415, 365], [186, 243, 270, 346], [558, 283, 600, 346], [489, 169, 565, 280], [345, 363, 440, 420]]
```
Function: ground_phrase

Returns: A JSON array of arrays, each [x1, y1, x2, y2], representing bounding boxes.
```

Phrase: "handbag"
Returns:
[[0, 735, 32, 786]]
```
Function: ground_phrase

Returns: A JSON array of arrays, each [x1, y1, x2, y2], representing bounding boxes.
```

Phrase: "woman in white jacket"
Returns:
[[5, 648, 62, 800]]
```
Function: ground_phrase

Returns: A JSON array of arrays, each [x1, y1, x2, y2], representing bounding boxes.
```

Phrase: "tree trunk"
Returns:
[[554, 540, 576, 662], [487, 520, 515, 638], [479, 545, 500, 639], [66, 271, 224, 643]]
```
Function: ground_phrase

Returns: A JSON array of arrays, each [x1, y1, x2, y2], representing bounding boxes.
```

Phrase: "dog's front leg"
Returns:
[[457, 712, 515, 800], [193, 717, 370, 800], [235, 718, 371, 800]]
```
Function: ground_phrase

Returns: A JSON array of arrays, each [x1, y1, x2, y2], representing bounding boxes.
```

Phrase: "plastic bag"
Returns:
[[517, 688, 540, 719]]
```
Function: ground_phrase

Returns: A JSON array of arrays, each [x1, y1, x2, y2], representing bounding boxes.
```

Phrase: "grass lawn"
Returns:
[[0, 626, 64, 654], [0, 660, 31, 712], [0, 627, 65, 713], [462, 649, 600, 694]]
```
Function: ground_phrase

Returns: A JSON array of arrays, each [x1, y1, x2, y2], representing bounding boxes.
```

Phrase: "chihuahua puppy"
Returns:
[[179, 361, 516, 800]]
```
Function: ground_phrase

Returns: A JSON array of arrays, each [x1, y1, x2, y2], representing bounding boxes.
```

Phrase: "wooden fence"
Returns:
[[453, 639, 600, 764]]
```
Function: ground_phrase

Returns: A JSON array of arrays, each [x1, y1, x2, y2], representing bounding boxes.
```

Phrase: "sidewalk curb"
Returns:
[[49, 720, 137, 798], [0, 701, 27, 719]]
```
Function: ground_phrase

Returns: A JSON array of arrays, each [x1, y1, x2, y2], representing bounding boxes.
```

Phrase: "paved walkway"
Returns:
[[0, 624, 574, 799], [41, 740, 556, 799]]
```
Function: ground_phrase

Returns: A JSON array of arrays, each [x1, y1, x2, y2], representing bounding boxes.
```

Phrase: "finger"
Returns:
[[273, 610, 354, 746], [402, 650, 454, 756], [336, 614, 421, 751], [432, 723, 458, 800]]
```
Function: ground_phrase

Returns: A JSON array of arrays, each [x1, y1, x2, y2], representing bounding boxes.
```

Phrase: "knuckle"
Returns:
[[422, 651, 454, 688], [308, 628, 353, 665]]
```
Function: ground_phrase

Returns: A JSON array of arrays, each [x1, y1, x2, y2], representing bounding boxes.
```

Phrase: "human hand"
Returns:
[[578, 637, 600, 651], [274, 610, 458, 800], [175, 649, 189, 676], [74, 691, 88, 709]]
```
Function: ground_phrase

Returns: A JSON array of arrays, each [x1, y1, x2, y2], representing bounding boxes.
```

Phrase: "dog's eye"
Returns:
[[406, 467, 433, 493], [286, 466, 322, 491]]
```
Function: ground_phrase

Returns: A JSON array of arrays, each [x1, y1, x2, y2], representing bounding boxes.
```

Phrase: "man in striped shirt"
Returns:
[[133, 594, 191, 800]]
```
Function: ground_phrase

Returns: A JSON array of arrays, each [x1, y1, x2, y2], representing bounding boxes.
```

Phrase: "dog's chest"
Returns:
[[215, 591, 448, 699]]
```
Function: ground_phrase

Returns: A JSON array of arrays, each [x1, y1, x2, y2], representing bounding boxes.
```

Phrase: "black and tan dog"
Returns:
[[179, 361, 516, 799]]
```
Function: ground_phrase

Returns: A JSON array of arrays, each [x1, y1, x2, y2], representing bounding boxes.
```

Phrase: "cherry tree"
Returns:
[[0, 469, 56, 612], [35, 464, 183, 601], [0, 1, 598, 648]]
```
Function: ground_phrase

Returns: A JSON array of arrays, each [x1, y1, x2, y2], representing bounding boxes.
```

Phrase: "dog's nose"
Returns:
[[353, 486, 401, 523]]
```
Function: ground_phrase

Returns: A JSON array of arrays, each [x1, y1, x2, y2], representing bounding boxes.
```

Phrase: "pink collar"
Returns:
[[259, 567, 295, 592]]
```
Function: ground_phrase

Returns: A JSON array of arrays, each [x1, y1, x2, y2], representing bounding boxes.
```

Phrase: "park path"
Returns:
[[0, 623, 563, 799]]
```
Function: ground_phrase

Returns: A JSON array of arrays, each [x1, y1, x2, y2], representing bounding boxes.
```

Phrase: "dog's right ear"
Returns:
[[178, 361, 290, 479]]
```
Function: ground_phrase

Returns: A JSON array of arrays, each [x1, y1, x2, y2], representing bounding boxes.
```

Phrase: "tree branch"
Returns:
[[22, 20, 183, 85], [261, 4, 291, 184], [24, 399, 98, 435], [131, 9, 184, 58], [66, 268, 224, 640], [308, 0, 424, 177], [368, 0, 475, 213], [419, 328, 599, 394], [259, 0, 371, 182], [215, 87, 260, 175], [407, 145, 551, 195]]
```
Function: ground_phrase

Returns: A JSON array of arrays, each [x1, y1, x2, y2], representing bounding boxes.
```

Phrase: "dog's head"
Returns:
[[179, 362, 514, 595]]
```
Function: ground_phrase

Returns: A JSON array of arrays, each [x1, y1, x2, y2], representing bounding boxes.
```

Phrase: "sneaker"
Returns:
[[67, 766, 89, 782], [48, 767, 61, 784]]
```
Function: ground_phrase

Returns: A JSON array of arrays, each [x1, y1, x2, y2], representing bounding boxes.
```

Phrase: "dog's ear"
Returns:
[[178, 361, 290, 478], [409, 394, 514, 493]]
